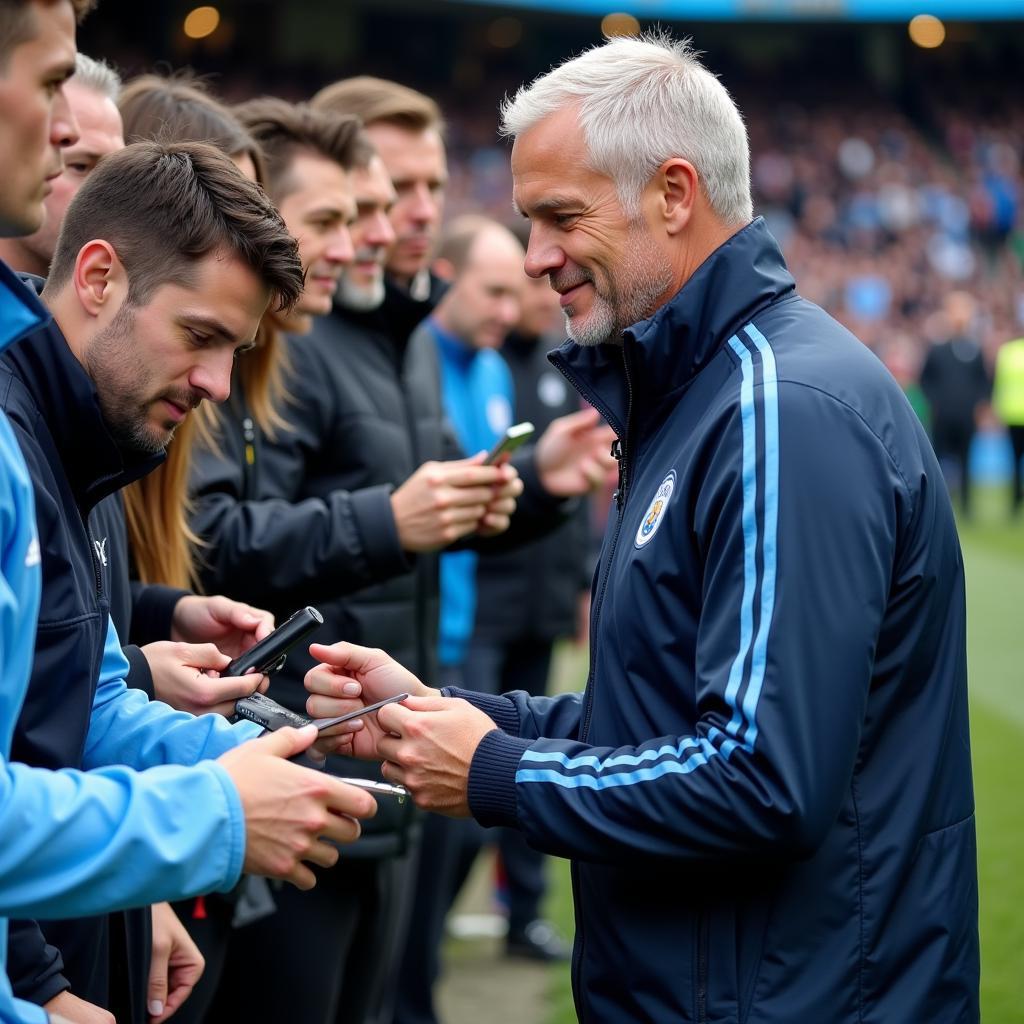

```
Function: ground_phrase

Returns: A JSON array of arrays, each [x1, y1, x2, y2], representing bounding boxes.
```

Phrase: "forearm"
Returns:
[[0, 757, 244, 919]]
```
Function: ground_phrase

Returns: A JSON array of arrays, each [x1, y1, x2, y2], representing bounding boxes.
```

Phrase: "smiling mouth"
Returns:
[[558, 282, 590, 308]]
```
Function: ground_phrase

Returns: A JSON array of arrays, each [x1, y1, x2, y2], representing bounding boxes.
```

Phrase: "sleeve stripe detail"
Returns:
[[739, 323, 779, 751], [723, 333, 760, 752], [519, 735, 719, 773]]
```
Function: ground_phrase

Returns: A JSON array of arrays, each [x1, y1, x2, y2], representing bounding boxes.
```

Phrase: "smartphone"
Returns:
[[336, 778, 409, 802], [312, 692, 411, 731], [224, 606, 324, 678], [485, 421, 535, 465]]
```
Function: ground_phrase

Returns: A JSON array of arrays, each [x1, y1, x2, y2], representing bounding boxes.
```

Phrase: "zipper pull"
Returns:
[[243, 416, 256, 466], [611, 437, 624, 509]]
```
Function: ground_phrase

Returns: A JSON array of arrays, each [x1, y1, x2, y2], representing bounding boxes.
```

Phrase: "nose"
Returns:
[[524, 226, 564, 280], [190, 350, 234, 405], [50, 88, 79, 152], [407, 182, 438, 228], [500, 295, 521, 328], [366, 209, 396, 249], [326, 224, 354, 266]]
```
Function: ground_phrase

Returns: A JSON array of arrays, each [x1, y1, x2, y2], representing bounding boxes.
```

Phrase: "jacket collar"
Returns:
[[0, 259, 49, 355], [5, 274, 164, 514], [426, 317, 477, 369], [548, 218, 795, 436]]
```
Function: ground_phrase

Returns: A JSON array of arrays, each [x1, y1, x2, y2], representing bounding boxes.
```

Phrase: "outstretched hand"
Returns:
[[304, 642, 436, 760], [535, 407, 617, 497]]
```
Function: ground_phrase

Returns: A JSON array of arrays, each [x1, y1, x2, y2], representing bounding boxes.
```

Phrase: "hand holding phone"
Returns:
[[485, 421, 535, 465], [224, 606, 323, 679]]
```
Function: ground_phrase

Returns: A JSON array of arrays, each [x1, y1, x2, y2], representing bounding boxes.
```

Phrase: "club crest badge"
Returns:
[[635, 471, 675, 549]]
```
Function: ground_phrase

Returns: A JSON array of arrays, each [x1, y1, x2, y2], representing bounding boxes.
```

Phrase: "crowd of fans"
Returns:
[[443, 90, 1023, 369]]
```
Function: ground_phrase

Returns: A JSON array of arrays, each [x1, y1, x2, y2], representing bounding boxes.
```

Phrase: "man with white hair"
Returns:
[[306, 33, 979, 1023]]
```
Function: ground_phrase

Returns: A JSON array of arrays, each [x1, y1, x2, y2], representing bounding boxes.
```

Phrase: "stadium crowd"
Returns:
[[0, 1, 1001, 1022]]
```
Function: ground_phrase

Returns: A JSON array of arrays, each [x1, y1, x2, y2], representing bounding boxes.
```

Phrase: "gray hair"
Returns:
[[500, 33, 753, 225], [73, 52, 121, 102]]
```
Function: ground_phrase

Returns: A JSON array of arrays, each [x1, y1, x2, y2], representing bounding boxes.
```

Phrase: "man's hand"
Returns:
[[218, 726, 377, 890], [475, 471, 524, 538], [535, 407, 617, 497], [391, 454, 521, 552], [170, 595, 275, 659], [148, 902, 204, 1022], [305, 642, 436, 761], [375, 696, 497, 817], [141, 640, 266, 717], [42, 991, 114, 1024]]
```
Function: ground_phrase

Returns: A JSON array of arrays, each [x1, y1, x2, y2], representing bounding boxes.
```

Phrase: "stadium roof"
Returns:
[[450, 0, 1023, 20]]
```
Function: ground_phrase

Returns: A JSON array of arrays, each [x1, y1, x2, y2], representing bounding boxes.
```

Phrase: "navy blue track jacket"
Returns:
[[458, 220, 979, 1023]]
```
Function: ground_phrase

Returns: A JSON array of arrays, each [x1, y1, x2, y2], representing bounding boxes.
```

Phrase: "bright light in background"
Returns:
[[908, 14, 945, 48], [487, 16, 523, 48], [184, 5, 221, 40], [601, 12, 641, 37]]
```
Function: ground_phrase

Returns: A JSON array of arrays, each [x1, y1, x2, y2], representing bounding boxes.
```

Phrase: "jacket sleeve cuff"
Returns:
[[442, 687, 520, 734], [129, 583, 190, 646], [348, 484, 412, 577], [123, 644, 155, 698], [6, 919, 69, 1008], [468, 729, 532, 828]]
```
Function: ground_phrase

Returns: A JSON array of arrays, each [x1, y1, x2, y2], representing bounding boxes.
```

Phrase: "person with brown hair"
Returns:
[[117, 72, 269, 602], [2, 139, 377, 1024], [313, 76, 445, 302]]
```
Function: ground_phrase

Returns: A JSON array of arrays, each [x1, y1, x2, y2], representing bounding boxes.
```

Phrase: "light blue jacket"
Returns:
[[0, 264, 258, 1023]]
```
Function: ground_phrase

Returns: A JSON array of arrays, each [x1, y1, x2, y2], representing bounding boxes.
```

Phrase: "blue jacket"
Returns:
[[0, 262, 47, 1024], [0, 275, 258, 1023], [426, 319, 513, 667], [459, 220, 979, 1023]]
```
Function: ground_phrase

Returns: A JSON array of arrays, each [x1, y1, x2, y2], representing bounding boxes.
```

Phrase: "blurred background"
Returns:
[[78, 1, 1023, 1020]]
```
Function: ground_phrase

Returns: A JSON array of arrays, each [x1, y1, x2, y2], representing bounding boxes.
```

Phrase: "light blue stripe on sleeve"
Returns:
[[519, 734, 719, 774], [724, 334, 759, 755], [517, 750, 715, 790], [740, 324, 780, 750]]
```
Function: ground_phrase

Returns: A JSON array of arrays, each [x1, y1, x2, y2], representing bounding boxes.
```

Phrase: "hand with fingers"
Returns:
[[375, 696, 498, 817], [141, 640, 267, 717], [147, 902, 204, 1022], [535, 407, 617, 497], [304, 642, 436, 761], [218, 725, 378, 890], [391, 453, 521, 552], [170, 594, 275, 660], [475, 461, 525, 538]]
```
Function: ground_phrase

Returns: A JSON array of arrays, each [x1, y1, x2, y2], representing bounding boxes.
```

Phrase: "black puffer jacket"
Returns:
[[191, 286, 566, 856], [191, 295, 453, 856]]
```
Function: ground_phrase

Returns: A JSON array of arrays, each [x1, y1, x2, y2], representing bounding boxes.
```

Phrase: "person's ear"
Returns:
[[658, 158, 699, 237], [72, 240, 127, 317], [431, 256, 457, 283]]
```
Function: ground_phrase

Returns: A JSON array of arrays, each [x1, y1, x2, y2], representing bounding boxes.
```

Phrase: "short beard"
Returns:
[[85, 304, 167, 455], [559, 227, 673, 347], [336, 269, 385, 312]]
